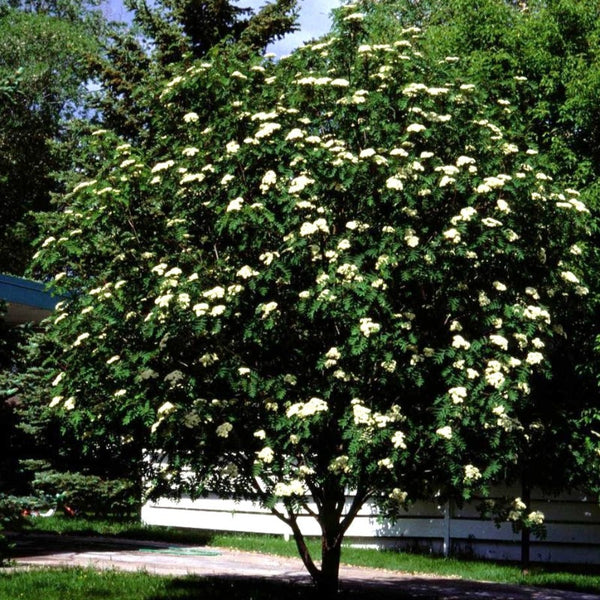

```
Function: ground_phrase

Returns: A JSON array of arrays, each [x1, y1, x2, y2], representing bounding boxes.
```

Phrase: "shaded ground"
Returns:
[[5, 533, 600, 600]]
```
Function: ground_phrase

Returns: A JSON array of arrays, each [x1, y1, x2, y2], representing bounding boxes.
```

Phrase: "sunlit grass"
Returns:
[[0, 568, 317, 600], [0, 568, 178, 600]]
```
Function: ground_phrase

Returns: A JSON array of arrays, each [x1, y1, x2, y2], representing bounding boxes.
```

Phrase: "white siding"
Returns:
[[142, 488, 600, 564]]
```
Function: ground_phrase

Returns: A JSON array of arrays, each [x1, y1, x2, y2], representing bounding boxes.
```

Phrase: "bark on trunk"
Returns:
[[280, 485, 370, 595], [317, 538, 342, 596]]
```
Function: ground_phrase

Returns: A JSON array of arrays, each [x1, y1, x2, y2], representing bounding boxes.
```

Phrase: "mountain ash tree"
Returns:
[[35, 1, 594, 593]]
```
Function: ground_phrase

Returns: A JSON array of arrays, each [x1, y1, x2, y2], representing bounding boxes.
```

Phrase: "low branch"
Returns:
[[339, 486, 372, 539], [287, 510, 321, 584], [251, 476, 290, 525], [299, 496, 318, 519]]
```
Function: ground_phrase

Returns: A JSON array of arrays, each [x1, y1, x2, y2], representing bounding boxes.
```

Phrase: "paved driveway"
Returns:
[[7, 533, 600, 600]]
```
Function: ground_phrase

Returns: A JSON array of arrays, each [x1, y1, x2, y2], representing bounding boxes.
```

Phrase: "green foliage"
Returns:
[[85, 31, 153, 143], [0, 8, 102, 274], [0, 320, 35, 496], [388, 0, 600, 188], [1, 566, 600, 600], [78, 1, 300, 192], [124, 0, 299, 64], [0, 326, 141, 521], [32, 0, 597, 591], [0, 494, 26, 564], [369, 0, 600, 523], [29, 470, 137, 516], [0, 568, 203, 600]]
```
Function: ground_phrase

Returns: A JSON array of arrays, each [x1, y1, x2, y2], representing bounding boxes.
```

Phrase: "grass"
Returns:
[[0, 568, 323, 600], [20, 514, 213, 545], [8, 515, 600, 595], [0, 568, 177, 600]]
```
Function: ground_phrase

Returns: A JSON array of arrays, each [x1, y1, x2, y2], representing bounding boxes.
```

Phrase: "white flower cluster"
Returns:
[[324, 346, 341, 368], [485, 360, 505, 388], [336, 263, 362, 281], [436, 426, 452, 440], [359, 317, 380, 337], [452, 335, 470, 350], [463, 464, 482, 481], [287, 397, 329, 418], [391, 431, 406, 449], [389, 488, 407, 503], [475, 173, 511, 193], [443, 228, 461, 243], [448, 387, 467, 404], [527, 510, 545, 525], [329, 455, 351, 473], [300, 218, 329, 236], [216, 422, 233, 438], [260, 170, 277, 193], [255, 122, 281, 139], [289, 174, 315, 194], [489, 334, 509, 350], [256, 447, 274, 463], [274, 480, 306, 497], [352, 399, 401, 431], [259, 301, 278, 318], [521, 305, 551, 324]]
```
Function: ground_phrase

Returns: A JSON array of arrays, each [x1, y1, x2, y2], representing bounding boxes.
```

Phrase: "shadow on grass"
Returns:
[[7, 515, 215, 559], [146, 575, 431, 600], [18, 514, 215, 546], [151, 574, 600, 600], [6, 530, 211, 559]]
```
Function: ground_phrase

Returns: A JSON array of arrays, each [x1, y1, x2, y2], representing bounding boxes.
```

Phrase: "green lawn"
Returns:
[[0, 568, 320, 600], [8, 515, 600, 595]]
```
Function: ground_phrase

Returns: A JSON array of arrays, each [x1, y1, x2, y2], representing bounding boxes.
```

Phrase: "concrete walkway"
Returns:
[[7, 533, 600, 600]]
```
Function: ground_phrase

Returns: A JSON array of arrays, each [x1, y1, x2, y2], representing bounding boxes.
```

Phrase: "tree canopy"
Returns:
[[33, 0, 598, 591], [0, 6, 102, 274], [393, 0, 600, 189]]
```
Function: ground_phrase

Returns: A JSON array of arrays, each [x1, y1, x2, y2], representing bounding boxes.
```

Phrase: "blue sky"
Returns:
[[242, 0, 344, 55], [102, 0, 344, 56]]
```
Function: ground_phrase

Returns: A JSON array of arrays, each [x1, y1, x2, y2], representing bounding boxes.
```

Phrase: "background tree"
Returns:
[[0, 2, 105, 275], [34, 0, 595, 592], [0, 324, 139, 518], [384, 0, 600, 188], [125, 0, 299, 64]]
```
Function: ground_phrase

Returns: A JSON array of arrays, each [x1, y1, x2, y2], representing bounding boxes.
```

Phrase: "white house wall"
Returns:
[[141, 489, 600, 564]]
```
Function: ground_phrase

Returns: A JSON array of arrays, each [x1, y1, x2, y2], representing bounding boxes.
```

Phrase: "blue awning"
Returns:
[[0, 274, 58, 324]]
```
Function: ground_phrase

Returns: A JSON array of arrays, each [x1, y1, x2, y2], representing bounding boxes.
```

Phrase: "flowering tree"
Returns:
[[35, 1, 593, 592]]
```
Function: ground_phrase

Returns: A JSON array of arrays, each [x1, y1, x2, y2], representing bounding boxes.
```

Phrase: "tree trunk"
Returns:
[[317, 537, 342, 596], [280, 484, 369, 595]]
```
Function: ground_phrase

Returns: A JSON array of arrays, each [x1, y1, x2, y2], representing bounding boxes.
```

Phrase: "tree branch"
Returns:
[[287, 509, 321, 584], [339, 486, 372, 539]]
